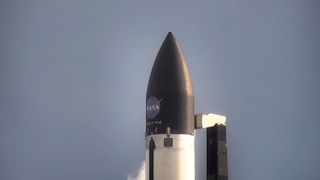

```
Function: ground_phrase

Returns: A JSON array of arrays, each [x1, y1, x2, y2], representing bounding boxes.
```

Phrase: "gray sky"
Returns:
[[1, 0, 320, 180]]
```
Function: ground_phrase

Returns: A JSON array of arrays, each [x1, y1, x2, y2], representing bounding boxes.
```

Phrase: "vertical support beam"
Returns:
[[207, 125, 228, 180]]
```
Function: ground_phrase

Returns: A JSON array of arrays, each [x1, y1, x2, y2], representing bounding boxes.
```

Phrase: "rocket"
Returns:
[[146, 32, 195, 180], [145, 32, 228, 180]]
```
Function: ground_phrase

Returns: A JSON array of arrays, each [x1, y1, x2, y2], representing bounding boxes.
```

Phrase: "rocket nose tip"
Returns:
[[165, 32, 175, 40]]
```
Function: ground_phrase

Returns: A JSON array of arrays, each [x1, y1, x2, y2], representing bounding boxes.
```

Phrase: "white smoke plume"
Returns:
[[127, 161, 145, 180]]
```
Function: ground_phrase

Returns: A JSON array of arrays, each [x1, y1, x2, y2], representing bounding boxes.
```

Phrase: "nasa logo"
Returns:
[[146, 97, 163, 119]]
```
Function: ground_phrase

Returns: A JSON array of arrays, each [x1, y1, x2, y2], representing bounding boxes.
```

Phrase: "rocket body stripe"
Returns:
[[149, 138, 155, 180]]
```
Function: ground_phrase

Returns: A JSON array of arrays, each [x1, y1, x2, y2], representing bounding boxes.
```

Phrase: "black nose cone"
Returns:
[[146, 32, 194, 136]]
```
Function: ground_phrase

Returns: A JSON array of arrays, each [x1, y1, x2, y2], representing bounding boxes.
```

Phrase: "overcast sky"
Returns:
[[1, 0, 320, 180]]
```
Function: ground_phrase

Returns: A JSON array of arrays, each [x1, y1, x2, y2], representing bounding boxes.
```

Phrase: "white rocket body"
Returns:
[[145, 134, 195, 180]]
